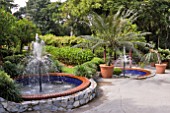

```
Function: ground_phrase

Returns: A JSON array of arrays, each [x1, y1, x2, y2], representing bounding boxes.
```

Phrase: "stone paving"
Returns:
[[63, 66, 170, 113], [3, 66, 170, 113]]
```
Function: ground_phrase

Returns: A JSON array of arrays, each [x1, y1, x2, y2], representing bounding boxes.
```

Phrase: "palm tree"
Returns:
[[81, 8, 150, 65]]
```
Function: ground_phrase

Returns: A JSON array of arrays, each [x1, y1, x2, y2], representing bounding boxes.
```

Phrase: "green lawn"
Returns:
[[61, 66, 75, 74]]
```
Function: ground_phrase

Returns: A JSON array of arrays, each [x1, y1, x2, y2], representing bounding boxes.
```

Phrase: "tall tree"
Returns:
[[13, 7, 26, 19], [132, 0, 170, 49], [26, 0, 50, 34], [61, 0, 102, 36], [0, 9, 16, 48], [0, 0, 17, 13], [13, 19, 40, 53]]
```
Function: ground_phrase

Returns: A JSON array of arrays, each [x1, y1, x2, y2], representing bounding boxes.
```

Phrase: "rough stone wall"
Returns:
[[0, 79, 97, 113]]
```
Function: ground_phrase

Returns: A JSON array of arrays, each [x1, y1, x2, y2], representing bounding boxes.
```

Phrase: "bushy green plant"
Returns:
[[3, 54, 25, 64], [3, 61, 24, 78], [141, 51, 158, 64], [3, 61, 18, 78], [82, 62, 97, 70], [158, 48, 170, 61], [90, 57, 104, 71], [74, 65, 89, 77], [0, 48, 13, 58], [0, 71, 22, 102], [113, 68, 122, 75], [94, 47, 104, 58], [74, 65, 95, 78], [40, 34, 85, 47], [74, 57, 104, 78], [46, 46, 95, 65]]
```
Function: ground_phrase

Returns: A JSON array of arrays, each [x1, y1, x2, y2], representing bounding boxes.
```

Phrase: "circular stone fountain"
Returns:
[[16, 73, 90, 100], [0, 34, 97, 113], [114, 47, 154, 79], [121, 68, 154, 79]]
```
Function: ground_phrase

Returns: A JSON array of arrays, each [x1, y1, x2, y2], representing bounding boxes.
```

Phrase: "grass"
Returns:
[[61, 66, 75, 74]]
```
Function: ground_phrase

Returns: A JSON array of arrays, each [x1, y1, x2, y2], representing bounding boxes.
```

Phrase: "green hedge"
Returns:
[[46, 46, 95, 65], [40, 34, 85, 47], [0, 70, 22, 102]]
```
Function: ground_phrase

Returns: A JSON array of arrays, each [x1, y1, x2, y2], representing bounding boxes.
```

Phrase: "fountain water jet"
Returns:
[[1, 34, 97, 113], [16, 33, 92, 101]]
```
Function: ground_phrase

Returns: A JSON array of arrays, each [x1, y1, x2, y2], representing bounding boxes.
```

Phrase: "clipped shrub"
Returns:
[[0, 71, 22, 102], [40, 34, 85, 47], [113, 68, 122, 75], [46, 46, 95, 65]]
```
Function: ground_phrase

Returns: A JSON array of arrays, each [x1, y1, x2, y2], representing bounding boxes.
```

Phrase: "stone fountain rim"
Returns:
[[16, 73, 90, 100], [118, 67, 154, 79]]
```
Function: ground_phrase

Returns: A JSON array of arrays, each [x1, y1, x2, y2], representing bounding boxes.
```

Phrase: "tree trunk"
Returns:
[[114, 50, 117, 60], [20, 42, 23, 53], [103, 46, 106, 63]]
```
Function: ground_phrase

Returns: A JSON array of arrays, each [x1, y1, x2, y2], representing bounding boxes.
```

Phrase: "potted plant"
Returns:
[[99, 56, 114, 78], [75, 8, 150, 78], [158, 48, 170, 65], [141, 49, 158, 67], [151, 49, 167, 74]]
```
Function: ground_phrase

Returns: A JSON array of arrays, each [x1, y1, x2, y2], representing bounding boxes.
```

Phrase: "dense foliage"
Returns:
[[3, 55, 25, 78], [11, 0, 170, 49], [40, 34, 85, 47], [13, 19, 40, 53], [46, 46, 95, 65], [74, 57, 104, 78], [113, 68, 122, 75], [0, 9, 16, 48], [0, 0, 17, 13], [0, 70, 22, 102]]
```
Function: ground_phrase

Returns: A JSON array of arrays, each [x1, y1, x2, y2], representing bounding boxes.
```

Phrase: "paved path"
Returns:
[[26, 67, 170, 113]]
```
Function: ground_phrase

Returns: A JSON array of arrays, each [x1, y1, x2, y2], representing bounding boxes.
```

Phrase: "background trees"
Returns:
[[1, 0, 170, 52], [13, 19, 40, 53], [0, 9, 16, 49], [133, 0, 170, 49], [25, 0, 51, 35], [0, 0, 17, 13]]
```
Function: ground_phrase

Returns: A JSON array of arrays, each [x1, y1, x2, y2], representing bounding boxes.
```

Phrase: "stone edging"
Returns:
[[0, 79, 97, 113]]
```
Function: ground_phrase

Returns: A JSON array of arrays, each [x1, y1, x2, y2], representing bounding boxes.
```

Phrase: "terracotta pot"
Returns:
[[99, 64, 114, 78], [155, 63, 167, 74]]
